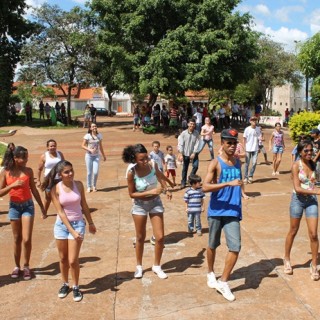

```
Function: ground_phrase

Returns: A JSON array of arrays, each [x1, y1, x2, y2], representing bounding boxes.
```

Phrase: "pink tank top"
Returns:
[[57, 181, 83, 222]]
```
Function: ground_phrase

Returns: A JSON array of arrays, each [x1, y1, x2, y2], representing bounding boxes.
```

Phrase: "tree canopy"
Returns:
[[91, 0, 259, 106], [20, 4, 96, 124], [0, 0, 35, 124]]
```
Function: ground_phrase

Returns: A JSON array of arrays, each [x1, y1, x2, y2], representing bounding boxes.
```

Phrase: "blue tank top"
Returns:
[[207, 157, 242, 220]]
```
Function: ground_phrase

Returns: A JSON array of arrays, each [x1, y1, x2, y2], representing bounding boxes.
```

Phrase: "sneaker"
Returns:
[[248, 177, 253, 184], [310, 263, 320, 281], [152, 265, 168, 279], [23, 267, 31, 280], [150, 235, 156, 245], [73, 287, 83, 302], [134, 265, 143, 279], [207, 272, 217, 289], [197, 230, 202, 236], [11, 267, 20, 279], [187, 227, 193, 234], [216, 280, 235, 301], [272, 172, 276, 176], [243, 178, 248, 185], [87, 188, 91, 193], [276, 171, 280, 175], [58, 283, 70, 298]]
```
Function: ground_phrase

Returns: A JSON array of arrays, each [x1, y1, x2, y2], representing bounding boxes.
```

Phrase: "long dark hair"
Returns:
[[2, 146, 28, 171], [297, 140, 316, 170], [41, 160, 73, 191], [122, 144, 148, 164]]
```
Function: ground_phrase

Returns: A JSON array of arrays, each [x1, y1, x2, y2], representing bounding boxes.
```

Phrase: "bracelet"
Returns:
[[89, 222, 94, 225]]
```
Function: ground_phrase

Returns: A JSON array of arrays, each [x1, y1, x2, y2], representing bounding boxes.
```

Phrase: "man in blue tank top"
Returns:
[[203, 128, 248, 302]]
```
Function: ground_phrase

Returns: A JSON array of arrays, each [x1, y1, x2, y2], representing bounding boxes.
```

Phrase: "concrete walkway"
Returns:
[[0, 119, 319, 320]]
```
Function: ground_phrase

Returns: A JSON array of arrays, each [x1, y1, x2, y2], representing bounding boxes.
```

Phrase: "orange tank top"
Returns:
[[5, 171, 32, 202]]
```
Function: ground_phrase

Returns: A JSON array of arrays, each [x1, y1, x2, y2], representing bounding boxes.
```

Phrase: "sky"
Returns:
[[25, 0, 320, 51]]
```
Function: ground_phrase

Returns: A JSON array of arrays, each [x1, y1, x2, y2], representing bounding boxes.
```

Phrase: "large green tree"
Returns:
[[250, 37, 302, 109], [20, 4, 95, 124], [91, 0, 259, 107], [0, 0, 35, 125], [297, 33, 320, 110]]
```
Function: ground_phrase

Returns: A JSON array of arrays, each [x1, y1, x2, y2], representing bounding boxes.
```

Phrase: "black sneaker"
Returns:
[[73, 287, 83, 302], [58, 284, 70, 299]]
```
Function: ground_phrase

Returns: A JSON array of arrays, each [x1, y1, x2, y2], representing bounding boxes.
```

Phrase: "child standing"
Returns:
[[183, 174, 205, 236], [164, 145, 177, 186], [149, 141, 165, 172]]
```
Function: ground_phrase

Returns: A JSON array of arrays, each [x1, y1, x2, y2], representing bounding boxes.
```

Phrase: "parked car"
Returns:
[[95, 107, 108, 116]]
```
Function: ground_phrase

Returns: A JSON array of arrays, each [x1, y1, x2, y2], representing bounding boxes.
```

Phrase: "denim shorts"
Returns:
[[207, 216, 241, 252], [131, 196, 164, 216], [290, 193, 318, 218], [54, 219, 86, 240], [8, 199, 34, 220], [273, 145, 284, 154]]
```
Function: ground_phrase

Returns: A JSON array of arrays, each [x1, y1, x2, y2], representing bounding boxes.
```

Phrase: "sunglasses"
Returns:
[[226, 141, 237, 146], [303, 149, 313, 153]]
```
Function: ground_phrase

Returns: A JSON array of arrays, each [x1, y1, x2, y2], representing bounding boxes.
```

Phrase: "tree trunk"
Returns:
[[107, 91, 114, 114], [67, 85, 72, 125], [147, 93, 158, 109], [0, 56, 13, 125]]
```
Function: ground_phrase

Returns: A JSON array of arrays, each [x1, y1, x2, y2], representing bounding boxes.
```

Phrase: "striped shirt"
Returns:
[[184, 187, 205, 213]]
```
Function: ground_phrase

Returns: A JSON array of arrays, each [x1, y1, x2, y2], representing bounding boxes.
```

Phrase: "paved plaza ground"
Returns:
[[0, 117, 319, 320]]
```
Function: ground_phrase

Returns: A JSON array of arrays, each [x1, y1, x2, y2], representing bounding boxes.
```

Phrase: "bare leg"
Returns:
[[150, 213, 165, 266], [284, 217, 301, 261], [56, 240, 69, 283], [11, 219, 22, 268], [21, 216, 34, 267], [68, 239, 83, 287], [132, 215, 147, 265], [220, 251, 239, 281], [306, 217, 319, 267], [207, 247, 216, 273], [44, 191, 51, 214]]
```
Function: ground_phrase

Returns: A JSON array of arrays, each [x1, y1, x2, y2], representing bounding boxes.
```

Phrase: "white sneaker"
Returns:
[[87, 188, 91, 193], [216, 280, 235, 301], [207, 272, 217, 289], [134, 265, 143, 279], [152, 265, 168, 279]]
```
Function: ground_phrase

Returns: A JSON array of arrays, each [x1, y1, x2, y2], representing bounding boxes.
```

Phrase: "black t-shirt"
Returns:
[[90, 107, 96, 116]]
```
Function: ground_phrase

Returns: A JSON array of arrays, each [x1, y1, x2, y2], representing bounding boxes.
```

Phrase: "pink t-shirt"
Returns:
[[57, 181, 83, 222], [201, 124, 214, 140]]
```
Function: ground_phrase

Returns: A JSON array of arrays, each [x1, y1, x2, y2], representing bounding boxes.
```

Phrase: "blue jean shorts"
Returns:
[[54, 219, 86, 240], [131, 196, 164, 216], [290, 193, 318, 218], [207, 216, 241, 252], [8, 199, 34, 220], [273, 145, 284, 154]]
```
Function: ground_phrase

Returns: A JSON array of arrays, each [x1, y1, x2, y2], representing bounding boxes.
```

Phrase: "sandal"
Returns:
[[310, 263, 319, 281], [23, 267, 31, 280], [283, 259, 293, 275], [11, 267, 20, 279]]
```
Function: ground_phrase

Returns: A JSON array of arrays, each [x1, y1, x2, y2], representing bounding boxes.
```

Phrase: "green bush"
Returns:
[[288, 111, 320, 142]]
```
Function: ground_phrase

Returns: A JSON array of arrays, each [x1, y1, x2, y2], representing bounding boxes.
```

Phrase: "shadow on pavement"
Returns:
[[231, 258, 282, 292]]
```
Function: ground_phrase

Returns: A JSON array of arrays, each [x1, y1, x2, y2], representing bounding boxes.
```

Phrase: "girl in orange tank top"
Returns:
[[0, 146, 45, 281]]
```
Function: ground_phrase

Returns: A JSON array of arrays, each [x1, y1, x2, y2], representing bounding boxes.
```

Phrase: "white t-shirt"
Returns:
[[83, 133, 102, 156], [149, 150, 164, 171], [193, 112, 202, 124], [243, 126, 259, 152], [164, 154, 176, 170]]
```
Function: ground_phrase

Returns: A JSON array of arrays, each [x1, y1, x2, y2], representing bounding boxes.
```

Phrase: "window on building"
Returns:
[[285, 103, 288, 106], [274, 102, 276, 105], [280, 102, 282, 106]]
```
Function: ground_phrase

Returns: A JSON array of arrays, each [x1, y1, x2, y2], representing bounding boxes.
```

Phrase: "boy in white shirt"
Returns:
[[164, 145, 177, 186]]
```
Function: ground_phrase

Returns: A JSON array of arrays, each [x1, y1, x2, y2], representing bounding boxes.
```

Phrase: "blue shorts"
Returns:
[[290, 193, 318, 218], [273, 145, 284, 154], [8, 199, 34, 220], [207, 216, 241, 252], [131, 196, 164, 216], [54, 219, 86, 240]]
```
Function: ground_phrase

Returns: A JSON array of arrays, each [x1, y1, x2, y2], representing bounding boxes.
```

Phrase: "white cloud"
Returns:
[[72, 0, 88, 5], [255, 4, 270, 16], [274, 6, 305, 23], [309, 9, 320, 35]]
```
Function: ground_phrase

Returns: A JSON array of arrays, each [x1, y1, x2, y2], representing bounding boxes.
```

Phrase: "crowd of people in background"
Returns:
[[131, 101, 265, 134]]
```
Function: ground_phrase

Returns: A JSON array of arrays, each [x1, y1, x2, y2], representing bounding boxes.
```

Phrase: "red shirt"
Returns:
[[6, 171, 32, 202]]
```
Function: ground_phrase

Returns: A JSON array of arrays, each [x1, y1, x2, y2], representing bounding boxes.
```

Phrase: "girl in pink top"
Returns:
[[43, 160, 96, 302], [198, 117, 215, 159], [0, 146, 45, 281]]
